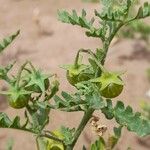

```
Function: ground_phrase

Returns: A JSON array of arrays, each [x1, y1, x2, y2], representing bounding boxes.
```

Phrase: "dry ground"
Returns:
[[0, 0, 150, 150]]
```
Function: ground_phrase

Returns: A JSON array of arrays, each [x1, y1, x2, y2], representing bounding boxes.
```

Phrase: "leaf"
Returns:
[[101, 99, 114, 119], [60, 126, 75, 145], [27, 101, 50, 132], [102, 100, 150, 137], [45, 80, 59, 101], [0, 61, 16, 80], [0, 112, 28, 130], [113, 126, 122, 138], [58, 9, 94, 29], [0, 30, 20, 53], [53, 95, 69, 108], [53, 92, 84, 111], [100, 0, 135, 21], [86, 91, 105, 110], [135, 2, 150, 19], [90, 137, 106, 150]]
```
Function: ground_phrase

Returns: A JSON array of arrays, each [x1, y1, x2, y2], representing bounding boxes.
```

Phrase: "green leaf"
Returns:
[[119, 20, 150, 42], [0, 61, 16, 80], [90, 137, 105, 150], [101, 99, 114, 119], [53, 91, 84, 111], [107, 135, 118, 149], [135, 2, 150, 19], [113, 126, 122, 138], [0, 30, 20, 53], [58, 9, 94, 29], [0, 112, 29, 130], [102, 100, 150, 137], [86, 91, 105, 110], [53, 95, 69, 108], [27, 101, 50, 132], [95, 0, 131, 22], [60, 126, 75, 145]]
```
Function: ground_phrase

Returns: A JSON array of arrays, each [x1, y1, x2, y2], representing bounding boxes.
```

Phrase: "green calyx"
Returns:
[[1, 86, 31, 109], [25, 70, 50, 93], [67, 64, 90, 85], [91, 71, 124, 98]]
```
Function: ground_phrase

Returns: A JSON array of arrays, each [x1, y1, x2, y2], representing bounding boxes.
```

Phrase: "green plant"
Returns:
[[0, 0, 150, 150]]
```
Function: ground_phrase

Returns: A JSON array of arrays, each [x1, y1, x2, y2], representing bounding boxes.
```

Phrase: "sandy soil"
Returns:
[[0, 0, 150, 150]]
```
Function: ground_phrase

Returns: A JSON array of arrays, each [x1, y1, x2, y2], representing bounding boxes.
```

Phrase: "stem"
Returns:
[[79, 48, 108, 73], [28, 61, 37, 73], [66, 108, 94, 150], [74, 50, 80, 68], [36, 137, 40, 150], [40, 132, 64, 144], [16, 61, 28, 88], [102, 23, 124, 64]]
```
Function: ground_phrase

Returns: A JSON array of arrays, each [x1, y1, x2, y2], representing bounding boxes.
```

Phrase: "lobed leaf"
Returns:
[[53, 92, 85, 111], [58, 9, 94, 29], [60, 126, 75, 145], [135, 2, 150, 19], [0, 112, 28, 131], [102, 100, 150, 137], [27, 101, 50, 132], [90, 137, 105, 150], [0, 30, 20, 53]]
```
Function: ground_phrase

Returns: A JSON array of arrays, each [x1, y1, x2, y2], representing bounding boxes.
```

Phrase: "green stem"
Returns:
[[79, 48, 108, 73], [28, 61, 37, 73], [74, 50, 81, 68], [102, 22, 124, 64], [40, 132, 64, 144], [16, 61, 28, 88], [36, 137, 40, 150], [66, 108, 94, 150]]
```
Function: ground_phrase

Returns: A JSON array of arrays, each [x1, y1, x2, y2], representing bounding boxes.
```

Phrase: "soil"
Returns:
[[0, 0, 150, 150]]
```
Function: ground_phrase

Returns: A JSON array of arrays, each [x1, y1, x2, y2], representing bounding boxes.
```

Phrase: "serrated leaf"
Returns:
[[102, 100, 150, 137], [107, 136, 118, 149], [0, 30, 20, 53], [113, 126, 122, 138], [0, 112, 28, 130], [60, 126, 75, 145], [90, 137, 105, 150], [101, 99, 114, 119], [86, 91, 105, 110], [27, 102, 50, 132], [135, 2, 150, 19], [53, 95, 68, 108]]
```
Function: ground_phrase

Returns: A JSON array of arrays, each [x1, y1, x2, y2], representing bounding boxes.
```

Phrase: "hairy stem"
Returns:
[[66, 108, 94, 150], [16, 61, 28, 88]]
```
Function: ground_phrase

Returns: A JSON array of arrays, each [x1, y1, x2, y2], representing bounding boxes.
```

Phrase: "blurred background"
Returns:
[[0, 0, 150, 149]]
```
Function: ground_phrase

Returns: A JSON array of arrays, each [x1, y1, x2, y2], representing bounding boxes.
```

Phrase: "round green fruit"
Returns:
[[7, 87, 31, 109], [100, 82, 123, 98], [66, 65, 90, 86], [91, 72, 124, 98]]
